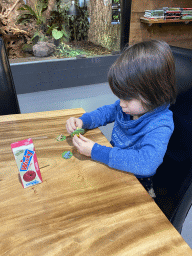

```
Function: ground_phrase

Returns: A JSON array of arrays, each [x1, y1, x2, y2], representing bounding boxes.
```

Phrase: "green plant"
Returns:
[[17, 0, 70, 44], [102, 34, 113, 50], [51, 26, 70, 41], [31, 30, 47, 42], [48, 1, 70, 29], [22, 44, 33, 53], [55, 42, 87, 57], [46, 23, 58, 35], [68, 8, 90, 41], [16, 0, 48, 26], [46, 1, 70, 42]]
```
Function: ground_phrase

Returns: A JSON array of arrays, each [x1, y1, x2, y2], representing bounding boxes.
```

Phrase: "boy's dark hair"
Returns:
[[108, 40, 177, 111]]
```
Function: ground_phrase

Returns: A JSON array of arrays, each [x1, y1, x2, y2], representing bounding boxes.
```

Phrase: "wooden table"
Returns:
[[0, 108, 192, 256]]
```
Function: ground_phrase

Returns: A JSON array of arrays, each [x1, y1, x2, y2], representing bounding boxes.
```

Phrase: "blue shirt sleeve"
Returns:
[[79, 100, 119, 129], [91, 143, 111, 165], [91, 126, 173, 178]]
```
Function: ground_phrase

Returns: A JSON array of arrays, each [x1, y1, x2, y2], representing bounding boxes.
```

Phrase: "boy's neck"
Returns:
[[131, 113, 146, 120], [130, 115, 139, 120], [133, 115, 139, 120]]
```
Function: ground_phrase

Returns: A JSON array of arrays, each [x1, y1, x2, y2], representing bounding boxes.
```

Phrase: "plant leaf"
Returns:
[[20, 4, 37, 18], [52, 29, 64, 40], [31, 31, 41, 40]]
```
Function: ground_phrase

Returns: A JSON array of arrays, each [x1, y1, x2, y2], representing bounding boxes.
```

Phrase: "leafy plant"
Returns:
[[48, 1, 70, 29], [52, 26, 69, 41], [52, 28, 63, 40], [16, 0, 48, 26], [55, 42, 87, 57], [31, 30, 47, 42], [17, 0, 70, 44], [46, 1, 70, 42], [46, 23, 58, 35], [68, 8, 90, 41]]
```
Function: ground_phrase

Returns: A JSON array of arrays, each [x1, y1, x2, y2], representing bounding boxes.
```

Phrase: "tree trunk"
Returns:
[[88, 0, 120, 51]]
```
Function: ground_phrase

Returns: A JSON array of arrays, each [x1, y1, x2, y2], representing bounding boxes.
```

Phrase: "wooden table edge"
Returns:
[[0, 108, 86, 122]]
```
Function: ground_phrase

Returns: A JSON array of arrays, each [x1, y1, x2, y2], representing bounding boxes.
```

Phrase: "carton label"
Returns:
[[11, 138, 43, 188], [20, 150, 34, 172]]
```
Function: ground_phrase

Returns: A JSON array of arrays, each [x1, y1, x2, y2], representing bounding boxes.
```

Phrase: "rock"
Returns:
[[32, 41, 56, 57]]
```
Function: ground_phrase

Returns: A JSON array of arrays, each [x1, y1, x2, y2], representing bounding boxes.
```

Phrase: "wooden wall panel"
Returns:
[[129, 0, 192, 49]]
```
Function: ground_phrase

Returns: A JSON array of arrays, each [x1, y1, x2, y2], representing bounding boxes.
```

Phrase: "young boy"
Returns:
[[66, 40, 177, 198]]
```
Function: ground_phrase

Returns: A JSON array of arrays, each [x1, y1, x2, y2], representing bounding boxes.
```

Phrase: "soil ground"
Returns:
[[9, 39, 113, 63], [68, 40, 112, 56]]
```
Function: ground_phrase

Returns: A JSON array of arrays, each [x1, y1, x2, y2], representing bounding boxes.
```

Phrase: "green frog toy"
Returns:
[[71, 127, 85, 137]]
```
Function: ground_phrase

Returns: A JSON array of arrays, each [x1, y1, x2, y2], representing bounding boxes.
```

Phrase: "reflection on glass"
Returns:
[[78, 0, 89, 7]]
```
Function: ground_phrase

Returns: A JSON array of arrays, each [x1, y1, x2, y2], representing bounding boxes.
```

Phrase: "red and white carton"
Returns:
[[11, 138, 43, 188]]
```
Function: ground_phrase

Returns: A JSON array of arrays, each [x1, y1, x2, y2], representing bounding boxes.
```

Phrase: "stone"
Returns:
[[32, 41, 56, 57]]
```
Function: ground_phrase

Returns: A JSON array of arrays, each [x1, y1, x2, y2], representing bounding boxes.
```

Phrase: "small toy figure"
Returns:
[[71, 127, 85, 137], [62, 151, 73, 159], [56, 134, 66, 141]]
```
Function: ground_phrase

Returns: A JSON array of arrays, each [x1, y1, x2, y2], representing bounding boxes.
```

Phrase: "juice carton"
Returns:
[[11, 138, 43, 188]]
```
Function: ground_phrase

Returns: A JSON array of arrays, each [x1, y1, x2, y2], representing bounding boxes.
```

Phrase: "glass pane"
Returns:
[[6, 0, 121, 60]]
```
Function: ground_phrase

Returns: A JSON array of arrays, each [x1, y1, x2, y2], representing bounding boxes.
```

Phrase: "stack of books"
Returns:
[[144, 9, 164, 20], [181, 8, 192, 20], [164, 7, 181, 20], [143, 7, 192, 21]]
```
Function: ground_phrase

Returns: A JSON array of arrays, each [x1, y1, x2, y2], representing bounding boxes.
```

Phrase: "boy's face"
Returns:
[[120, 98, 147, 118]]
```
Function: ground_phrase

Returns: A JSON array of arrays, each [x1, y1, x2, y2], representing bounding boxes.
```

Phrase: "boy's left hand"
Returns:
[[72, 134, 95, 157]]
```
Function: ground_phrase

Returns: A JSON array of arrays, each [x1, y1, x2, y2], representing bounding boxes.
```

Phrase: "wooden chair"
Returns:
[[0, 37, 20, 115], [153, 46, 192, 234]]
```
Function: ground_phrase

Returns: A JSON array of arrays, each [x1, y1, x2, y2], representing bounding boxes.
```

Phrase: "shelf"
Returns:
[[140, 17, 192, 26]]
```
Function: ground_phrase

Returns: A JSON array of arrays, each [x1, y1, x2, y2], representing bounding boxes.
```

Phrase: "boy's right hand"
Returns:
[[66, 117, 83, 134]]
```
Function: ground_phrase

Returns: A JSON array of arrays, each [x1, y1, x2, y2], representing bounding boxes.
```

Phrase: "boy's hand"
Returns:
[[72, 134, 95, 157], [66, 117, 83, 134]]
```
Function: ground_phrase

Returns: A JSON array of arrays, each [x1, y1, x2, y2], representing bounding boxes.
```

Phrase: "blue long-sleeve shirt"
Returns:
[[79, 100, 174, 178]]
